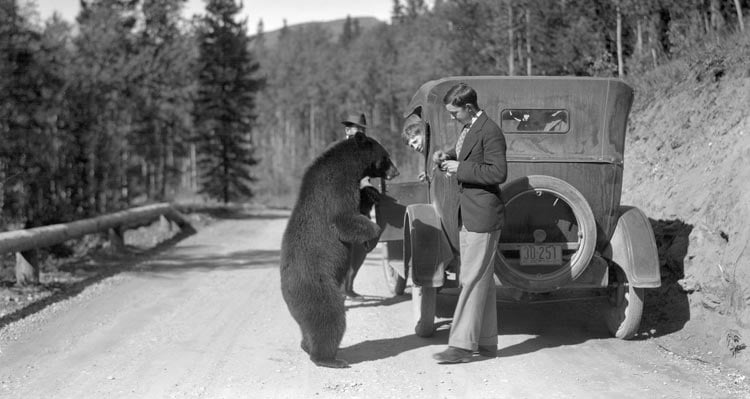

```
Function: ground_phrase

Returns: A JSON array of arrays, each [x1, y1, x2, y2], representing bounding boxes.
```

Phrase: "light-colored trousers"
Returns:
[[448, 226, 501, 350]]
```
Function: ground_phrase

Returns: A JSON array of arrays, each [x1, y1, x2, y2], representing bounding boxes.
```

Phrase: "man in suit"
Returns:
[[432, 83, 508, 363]]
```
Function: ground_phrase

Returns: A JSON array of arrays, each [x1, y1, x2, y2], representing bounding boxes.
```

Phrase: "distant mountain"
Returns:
[[252, 16, 385, 48]]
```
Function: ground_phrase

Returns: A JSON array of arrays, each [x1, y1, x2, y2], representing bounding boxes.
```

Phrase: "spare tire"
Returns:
[[495, 175, 597, 292]]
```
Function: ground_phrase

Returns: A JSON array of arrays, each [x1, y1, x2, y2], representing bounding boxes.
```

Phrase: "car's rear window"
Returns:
[[500, 109, 569, 133]]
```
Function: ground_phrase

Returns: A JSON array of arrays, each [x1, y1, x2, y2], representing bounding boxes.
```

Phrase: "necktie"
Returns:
[[455, 124, 470, 156]]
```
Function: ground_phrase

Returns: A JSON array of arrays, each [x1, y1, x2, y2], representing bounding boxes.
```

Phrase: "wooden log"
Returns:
[[162, 208, 196, 234], [109, 227, 125, 251], [0, 203, 190, 255], [15, 250, 40, 286]]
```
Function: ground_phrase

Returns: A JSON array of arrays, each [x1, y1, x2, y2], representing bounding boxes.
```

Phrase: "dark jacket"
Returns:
[[359, 185, 380, 216], [446, 112, 507, 233]]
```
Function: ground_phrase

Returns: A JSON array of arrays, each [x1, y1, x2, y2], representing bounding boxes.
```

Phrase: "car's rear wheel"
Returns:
[[495, 175, 597, 292], [412, 285, 436, 337], [383, 258, 407, 295], [605, 266, 644, 339]]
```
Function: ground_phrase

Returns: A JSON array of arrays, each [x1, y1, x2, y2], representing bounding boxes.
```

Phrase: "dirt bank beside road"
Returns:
[[624, 40, 750, 375]]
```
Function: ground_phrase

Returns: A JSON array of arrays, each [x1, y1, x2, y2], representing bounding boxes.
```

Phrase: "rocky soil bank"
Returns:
[[623, 33, 750, 376]]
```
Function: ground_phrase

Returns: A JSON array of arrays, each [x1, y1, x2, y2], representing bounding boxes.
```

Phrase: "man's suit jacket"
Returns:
[[446, 112, 507, 233]]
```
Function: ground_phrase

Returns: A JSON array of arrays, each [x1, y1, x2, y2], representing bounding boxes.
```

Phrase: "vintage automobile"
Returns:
[[375, 76, 660, 340]]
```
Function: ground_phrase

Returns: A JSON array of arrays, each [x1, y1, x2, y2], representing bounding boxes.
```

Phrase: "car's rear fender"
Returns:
[[404, 204, 454, 287], [603, 206, 661, 288]]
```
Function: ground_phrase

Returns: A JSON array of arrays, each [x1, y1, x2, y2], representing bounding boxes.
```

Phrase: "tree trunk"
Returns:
[[223, 145, 230, 203], [507, 0, 514, 76], [286, 117, 294, 171], [616, 3, 624, 78], [190, 143, 197, 191], [148, 162, 155, 200], [121, 148, 129, 205], [517, 37, 523, 72], [525, 6, 532, 76], [309, 102, 315, 153], [156, 137, 165, 201], [0, 161, 5, 215], [703, 12, 710, 34], [636, 19, 643, 57], [161, 128, 173, 200], [710, 0, 725, 32], [733, 0, 745, 32]]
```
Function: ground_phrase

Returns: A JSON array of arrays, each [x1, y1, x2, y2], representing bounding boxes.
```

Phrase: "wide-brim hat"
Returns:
[[341, 113, 367, 129]]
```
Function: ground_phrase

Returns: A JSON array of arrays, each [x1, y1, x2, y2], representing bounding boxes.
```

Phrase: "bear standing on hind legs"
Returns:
[[280, 132, 399, 368]]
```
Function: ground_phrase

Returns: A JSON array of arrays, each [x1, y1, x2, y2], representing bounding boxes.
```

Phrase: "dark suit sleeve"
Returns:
[[456, 123, 507, 186], [359, 185, 380, 215]]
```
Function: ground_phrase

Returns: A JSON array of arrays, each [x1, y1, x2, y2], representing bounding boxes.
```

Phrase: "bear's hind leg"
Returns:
[[307, 308, 348, 368]]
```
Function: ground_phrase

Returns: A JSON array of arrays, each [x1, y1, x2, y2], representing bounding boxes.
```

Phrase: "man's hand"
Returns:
[[432, 150, 449, 166], [441, 160, 459, 175], [359, 177, 374, 189]]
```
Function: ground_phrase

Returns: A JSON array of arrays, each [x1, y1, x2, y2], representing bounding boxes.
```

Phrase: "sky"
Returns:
[[30, 0, 395, 32]]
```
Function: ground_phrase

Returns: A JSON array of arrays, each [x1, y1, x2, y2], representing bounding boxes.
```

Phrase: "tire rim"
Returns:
[[495, 175, 597, 292]]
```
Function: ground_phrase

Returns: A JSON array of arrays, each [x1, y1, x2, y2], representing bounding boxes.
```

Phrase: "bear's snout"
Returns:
[[385, 161, 399, 180]]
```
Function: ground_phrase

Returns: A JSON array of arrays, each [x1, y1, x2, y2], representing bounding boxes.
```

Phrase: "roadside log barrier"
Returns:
[[0, 203, 195, 286]]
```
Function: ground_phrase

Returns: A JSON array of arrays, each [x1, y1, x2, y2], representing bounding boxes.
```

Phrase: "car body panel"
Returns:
[[404, 204, 454, 287], [603, 206, 662, 288], [377, 75, 659, 292]]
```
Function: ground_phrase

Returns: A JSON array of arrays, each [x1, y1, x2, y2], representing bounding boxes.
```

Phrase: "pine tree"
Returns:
[[133, 0, 196, 201], [194, 0, 262, 203], [391, 0, 404, 23], [352, 18, 361, 38], [340, 15, 353, 45]]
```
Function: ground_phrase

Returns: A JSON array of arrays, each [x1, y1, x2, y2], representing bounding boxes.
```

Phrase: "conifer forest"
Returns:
[[1, 0, 748, 230]]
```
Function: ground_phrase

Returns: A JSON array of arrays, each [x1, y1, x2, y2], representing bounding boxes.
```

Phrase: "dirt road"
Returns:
[[1, 213, 748, 398]]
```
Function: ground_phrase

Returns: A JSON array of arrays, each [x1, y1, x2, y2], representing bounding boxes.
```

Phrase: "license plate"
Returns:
[[520, 244, 562, 266]]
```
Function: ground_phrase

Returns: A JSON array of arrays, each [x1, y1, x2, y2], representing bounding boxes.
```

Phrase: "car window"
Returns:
[[501, 109, 569, 133]]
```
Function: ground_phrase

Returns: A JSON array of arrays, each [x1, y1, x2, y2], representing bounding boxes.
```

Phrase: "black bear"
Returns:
[[280, 133, 399, 368]]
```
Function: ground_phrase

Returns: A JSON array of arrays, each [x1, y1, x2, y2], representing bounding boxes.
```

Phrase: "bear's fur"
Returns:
[[280, 133, 399, 368]]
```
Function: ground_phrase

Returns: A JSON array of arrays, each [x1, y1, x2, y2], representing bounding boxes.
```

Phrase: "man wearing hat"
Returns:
[[342, 112, 368, 138], [341, 112, 379, 299]]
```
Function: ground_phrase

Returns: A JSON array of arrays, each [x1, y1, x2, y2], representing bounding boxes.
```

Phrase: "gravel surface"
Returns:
[[1, 211, 748, 398]]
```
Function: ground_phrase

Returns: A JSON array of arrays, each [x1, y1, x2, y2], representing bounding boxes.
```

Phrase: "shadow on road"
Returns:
[[345, 295, 409, 309], [496, 332, 602, 358], [635, 218, 693, 340], [175, 205, 290, 220], [339, 323, 451, 364], [134, 249, 280, 276], [493, 300, 613, 358], [342, 297, 618, 363]]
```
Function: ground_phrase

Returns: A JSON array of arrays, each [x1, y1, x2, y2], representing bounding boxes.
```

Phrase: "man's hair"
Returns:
[[442, 83, 478, 108], [401, 124, 423, 147]]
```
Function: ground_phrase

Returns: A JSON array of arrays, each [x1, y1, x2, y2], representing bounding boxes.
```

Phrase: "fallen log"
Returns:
[[0, 203, 195, 285]]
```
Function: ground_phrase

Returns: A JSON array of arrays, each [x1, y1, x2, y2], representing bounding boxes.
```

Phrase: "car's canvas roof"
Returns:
[[405, 76, 634, 164]]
